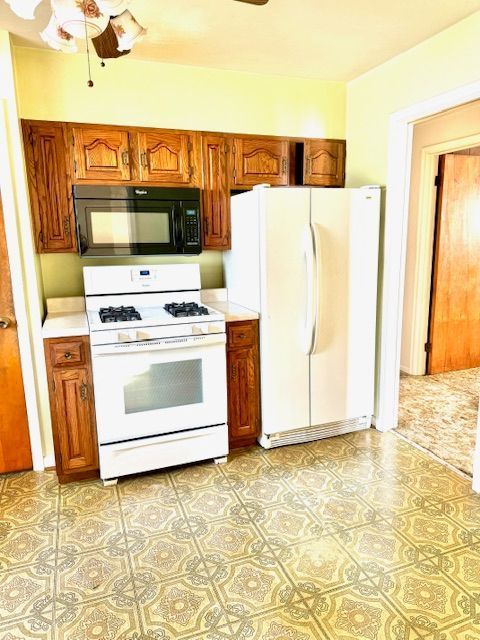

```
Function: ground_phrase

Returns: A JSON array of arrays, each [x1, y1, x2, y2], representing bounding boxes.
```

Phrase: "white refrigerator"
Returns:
[[224, 186, 380, 448]]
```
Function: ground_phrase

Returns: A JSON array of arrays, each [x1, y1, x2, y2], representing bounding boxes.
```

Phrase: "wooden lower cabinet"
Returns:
[[226, 320, 261, 448], [44, 336, 99, 483]]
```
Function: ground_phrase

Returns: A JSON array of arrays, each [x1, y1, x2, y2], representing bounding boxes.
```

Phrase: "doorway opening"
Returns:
[[398, 138, 480, 477]]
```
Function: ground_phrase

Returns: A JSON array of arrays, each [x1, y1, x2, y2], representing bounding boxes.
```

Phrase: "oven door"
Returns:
[[76, 199, 181, 256], [91, 334, 227, 445]]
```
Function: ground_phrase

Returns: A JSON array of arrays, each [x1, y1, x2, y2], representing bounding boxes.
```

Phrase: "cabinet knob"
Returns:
[[80, 382, 88, 402], [238, 333, 246, 340], [122, 151, 129, 166], [64, 352, 73, 360], [0, 317, 11, 329]]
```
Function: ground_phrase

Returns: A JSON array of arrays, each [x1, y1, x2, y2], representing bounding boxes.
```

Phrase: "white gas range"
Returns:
[[84, 264, 228, 484]]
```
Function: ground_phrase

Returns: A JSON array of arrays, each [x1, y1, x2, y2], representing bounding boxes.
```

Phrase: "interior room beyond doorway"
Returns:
[[398, 107, 480, 476]]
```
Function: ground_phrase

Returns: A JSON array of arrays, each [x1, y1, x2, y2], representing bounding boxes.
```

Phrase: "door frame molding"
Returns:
[[375, 81, 480, 491], [0, 100, 44, 470]]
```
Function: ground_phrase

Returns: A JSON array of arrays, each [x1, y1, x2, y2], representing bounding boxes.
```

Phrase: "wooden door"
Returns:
[[71, 126, 131, 181], [304, 139, 345, 187], [233, 137, 289, 187], [427, 153, 480, 373], [136, 130, 198, 185], [0, 195, 32, 473], [22, 121, 76, 252], [201, 134, 231, 249]]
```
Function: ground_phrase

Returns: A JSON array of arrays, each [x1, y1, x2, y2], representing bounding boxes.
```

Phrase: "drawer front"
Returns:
[[227, 322, 256, 349], [49, 340, 86, 367]]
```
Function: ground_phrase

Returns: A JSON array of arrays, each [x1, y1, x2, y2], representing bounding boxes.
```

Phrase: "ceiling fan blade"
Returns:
[[234, 0, 269, 5]]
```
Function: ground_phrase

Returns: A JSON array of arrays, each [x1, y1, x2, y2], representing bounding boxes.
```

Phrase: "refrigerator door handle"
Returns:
[[311, 222, 323, 355], [301, 224, 317, 355]]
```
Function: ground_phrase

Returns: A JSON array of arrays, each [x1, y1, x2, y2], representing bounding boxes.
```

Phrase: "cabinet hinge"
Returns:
[[232, 145, 236, 155], [28, 129, 34, 146], [52, 378, 56, 391], [73, 159, 77, 175], [224, 143, 230, 154], [424, 342, 432, 353], [233, 168, 237, 179], [188, 165, 194, 178], [434, 175, 440, 187], [38, 230, 44, 248], [187, 141, 193, 152], [71, 134, 75, 146]]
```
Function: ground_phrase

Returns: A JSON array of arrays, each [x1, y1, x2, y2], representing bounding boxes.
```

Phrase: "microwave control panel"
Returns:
[[184, 209, 200, 246]]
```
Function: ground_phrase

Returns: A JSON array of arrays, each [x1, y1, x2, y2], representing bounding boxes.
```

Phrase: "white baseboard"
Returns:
[[43, 454, 55, 469]]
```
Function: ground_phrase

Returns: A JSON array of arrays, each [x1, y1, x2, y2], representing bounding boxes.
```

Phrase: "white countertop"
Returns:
[[42, 297, 89, 339], [206, 301, 259, 322], [201, 288, 259, 322]]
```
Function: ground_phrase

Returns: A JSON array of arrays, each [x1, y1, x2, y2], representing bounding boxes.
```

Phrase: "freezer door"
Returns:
[[310, 188, 380, 426], [259, 188, 311, 435]]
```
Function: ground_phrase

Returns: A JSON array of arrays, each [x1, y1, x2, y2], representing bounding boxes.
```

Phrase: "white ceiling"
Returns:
[[2, 0, 480, 81]]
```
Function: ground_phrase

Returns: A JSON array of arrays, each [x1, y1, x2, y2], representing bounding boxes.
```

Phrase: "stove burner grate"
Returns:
[[99, 306, 142, 323], [164, 302, 210, 318]]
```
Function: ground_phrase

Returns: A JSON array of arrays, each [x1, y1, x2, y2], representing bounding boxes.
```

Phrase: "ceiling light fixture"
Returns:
[[4, 0, 146, 87]]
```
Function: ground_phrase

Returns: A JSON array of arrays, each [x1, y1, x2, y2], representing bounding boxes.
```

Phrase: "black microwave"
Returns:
[[73, 185, 202, 257]]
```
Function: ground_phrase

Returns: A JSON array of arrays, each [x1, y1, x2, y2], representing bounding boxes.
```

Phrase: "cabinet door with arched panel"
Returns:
[[71, 125, 132, 182], [233, 137, 289, 187], [304, 139, 345, 187], [135, 129, 199, 186]]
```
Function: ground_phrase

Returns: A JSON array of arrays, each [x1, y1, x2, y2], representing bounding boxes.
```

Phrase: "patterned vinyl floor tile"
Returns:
[[0, 430, 479, 639]]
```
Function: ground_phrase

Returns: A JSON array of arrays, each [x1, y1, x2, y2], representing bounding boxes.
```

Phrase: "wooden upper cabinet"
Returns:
[[304, 139, 346, 187], [71, 125, 132, 182], [233, 137, 289, 187], [22, 120, 76, 253], [135, 129, 199, 186], [201, 134, 232, 250]]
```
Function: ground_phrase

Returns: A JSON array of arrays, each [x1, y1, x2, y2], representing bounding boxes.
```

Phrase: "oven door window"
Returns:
[[78, 201, 178, 256], [124, 359, 203, 414]]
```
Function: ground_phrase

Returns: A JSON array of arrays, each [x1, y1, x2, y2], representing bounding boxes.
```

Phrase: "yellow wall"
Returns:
[[346, 10, 480, 186], [14, 45, 346, 299]]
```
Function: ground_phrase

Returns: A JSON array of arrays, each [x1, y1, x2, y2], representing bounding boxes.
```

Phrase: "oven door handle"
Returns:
[[91, 333, 226, 356]]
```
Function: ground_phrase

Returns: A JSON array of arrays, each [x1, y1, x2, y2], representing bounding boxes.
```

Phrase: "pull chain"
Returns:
[[83, 9, 94, 87]]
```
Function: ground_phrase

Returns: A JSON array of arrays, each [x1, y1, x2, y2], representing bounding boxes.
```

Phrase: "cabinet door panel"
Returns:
[[72, 126, 131, 181], [233, 137, 289, 187], [52, 367, 98, 472], [201, 134, 231, 249], [23, 121, 76, 252], [304, 139, 345, 187], [137, 130, 198, 185], [227, 346, 259, 444]]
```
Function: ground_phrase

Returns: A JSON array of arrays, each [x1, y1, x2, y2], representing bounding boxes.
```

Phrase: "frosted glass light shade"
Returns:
[[40, 13, 78, 52], [96, 0, 131, 17], [5, 0, 42, 19], [111, 10, 146, 51], [52, 0, 109, 38]]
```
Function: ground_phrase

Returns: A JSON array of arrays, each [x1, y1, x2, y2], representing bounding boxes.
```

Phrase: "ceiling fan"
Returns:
[[4, 0, 269, 85]]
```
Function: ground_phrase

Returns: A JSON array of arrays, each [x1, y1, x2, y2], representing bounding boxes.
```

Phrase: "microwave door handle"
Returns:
[[174, 205, 184, 250]]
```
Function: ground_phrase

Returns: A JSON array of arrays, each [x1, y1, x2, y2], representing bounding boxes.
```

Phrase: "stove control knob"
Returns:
[[192, 325, 205, 335], [136, 330, 151, 341], [118, 331, 134, 342], [208, 324, 222, 334]]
